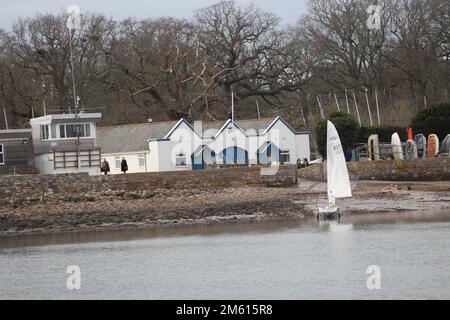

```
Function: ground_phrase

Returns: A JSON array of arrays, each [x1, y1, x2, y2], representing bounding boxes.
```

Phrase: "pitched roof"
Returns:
[[0, 129, 32, 140], [97, 121, 178, 154], [199, 118, 275, 137], [97, 117, 305, 154]]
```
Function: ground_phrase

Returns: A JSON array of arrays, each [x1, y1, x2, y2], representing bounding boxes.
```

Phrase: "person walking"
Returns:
[[101, 158, 110, 175], [303, 157, 309, 167], [120, 157, 128, 174], [297, 158, 302, 169]]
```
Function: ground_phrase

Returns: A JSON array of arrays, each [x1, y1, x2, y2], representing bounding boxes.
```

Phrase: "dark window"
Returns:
[[176, 152, 187, 167], [280, 150, 290, 163], [59, 125, 66, 138], [41, 125, 49, 140], [85, 124, 91, 137], [0, 144, 3, 164], [66, 124, 77, 138], [77, 124, 85, 137]]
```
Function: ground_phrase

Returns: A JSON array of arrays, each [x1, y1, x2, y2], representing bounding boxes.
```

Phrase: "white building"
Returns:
[[97, 117, 310, 173], [29, 113, 102, 175]]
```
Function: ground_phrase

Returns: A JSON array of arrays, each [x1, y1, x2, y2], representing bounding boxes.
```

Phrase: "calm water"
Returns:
[[1, 212, 450, 299]]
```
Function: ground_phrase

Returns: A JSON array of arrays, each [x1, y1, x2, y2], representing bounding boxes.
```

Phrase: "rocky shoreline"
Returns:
[[1, 180, 450, 236]]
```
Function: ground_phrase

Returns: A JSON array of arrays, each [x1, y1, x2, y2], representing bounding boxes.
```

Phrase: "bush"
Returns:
[[410, 102, 450, 140], [316, 113, 407, 158], [316, 112, 360, 158], [363, 126, 408, 142]]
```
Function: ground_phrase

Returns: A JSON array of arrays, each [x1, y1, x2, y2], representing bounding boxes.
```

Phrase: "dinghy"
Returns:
[[427, 134, 439, 158], [405, 140, 418, 160], [317, 121, 352, 220], [414, 134, 427, 159], [368, 134, 380, 161], [391, 133, 404, 160], [405, 128, 418, 160], [440, 134, 450, 156]]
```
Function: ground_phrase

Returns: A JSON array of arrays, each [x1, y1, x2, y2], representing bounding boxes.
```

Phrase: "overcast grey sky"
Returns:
[[0, 0, 308, 31]]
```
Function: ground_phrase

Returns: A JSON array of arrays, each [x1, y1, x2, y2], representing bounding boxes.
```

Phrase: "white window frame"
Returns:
[[115, 156, 121, 169], [41, 123, 94, 141], [0, 144, 4, 165], [138, 154, 146, 169], [176, 152, 187, 167], [280, 150, 290, 164]]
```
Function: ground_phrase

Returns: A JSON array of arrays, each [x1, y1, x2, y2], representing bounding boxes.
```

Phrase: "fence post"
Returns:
[[320, 162, 325, 182]]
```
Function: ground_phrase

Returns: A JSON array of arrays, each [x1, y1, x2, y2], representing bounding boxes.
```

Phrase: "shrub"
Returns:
[[410, 102, 450, 140], [363, 126, 408, 142], [316, 112, 360, 158], [316, 113, 407, 158]]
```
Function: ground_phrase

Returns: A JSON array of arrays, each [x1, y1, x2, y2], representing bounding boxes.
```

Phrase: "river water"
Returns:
[[1, 211, 450, 299]]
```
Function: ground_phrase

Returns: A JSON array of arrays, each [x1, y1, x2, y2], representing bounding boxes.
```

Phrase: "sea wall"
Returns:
[[298, 158, 450, 181], [0, 165, 298, 199]]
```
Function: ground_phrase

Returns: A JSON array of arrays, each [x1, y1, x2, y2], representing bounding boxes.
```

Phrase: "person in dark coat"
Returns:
[[121, 157, 128, 173], [303, 158, 309, 167], [101, 158, 110, 175]]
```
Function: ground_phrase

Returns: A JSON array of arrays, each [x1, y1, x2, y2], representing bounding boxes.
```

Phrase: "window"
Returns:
[[59, 125, 66, 138], [50, 125, 57, 139], [176, 152, 187, 167], [115, 157, 121, 169], [139, 154, 146, 169], [41, 125, 49, 140], [280, 150, 290, 164], [41, 123, 93, 140], [40, 125, 58, 140], [0, 144, 4, 165]]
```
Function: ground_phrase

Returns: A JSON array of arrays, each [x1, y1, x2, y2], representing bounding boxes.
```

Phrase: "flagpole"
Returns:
[[352, 90, 362, 127], [345, 89, 350, 114], [365, 89, 373, 126], [231, 91, 234, 121], [316, 95, 324, 119], [334, 92, 341, 112], [375, 89, 381, 126]]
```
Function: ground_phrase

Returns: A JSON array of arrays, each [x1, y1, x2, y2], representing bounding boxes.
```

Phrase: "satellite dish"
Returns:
[[66, 5, 81, 31]]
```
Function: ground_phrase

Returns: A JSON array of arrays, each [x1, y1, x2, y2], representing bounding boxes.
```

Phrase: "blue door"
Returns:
[[192, 146, 215, 170], [221, 147, 248, 166]]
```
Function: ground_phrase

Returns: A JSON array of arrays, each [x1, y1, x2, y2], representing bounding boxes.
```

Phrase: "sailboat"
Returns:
[[317, 121, 353, 220]]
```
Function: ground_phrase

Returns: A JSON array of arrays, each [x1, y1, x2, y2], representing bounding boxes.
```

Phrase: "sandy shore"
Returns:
[[1, 180, 450, 236]]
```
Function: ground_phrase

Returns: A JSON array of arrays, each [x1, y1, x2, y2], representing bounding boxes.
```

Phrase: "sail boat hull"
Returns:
[[317, 206, 341, 220]]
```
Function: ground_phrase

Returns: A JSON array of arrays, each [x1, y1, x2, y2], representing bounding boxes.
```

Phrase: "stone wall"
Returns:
[[0, 165, 298, 199], [298, 158, 450, 181]]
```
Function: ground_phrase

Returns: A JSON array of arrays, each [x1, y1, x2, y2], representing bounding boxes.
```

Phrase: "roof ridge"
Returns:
[[97, 121, 178, 129], [97, 117, 275, 130]]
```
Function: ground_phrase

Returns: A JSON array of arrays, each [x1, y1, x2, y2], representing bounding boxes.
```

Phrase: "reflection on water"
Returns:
[[1, 211, 450, 299]]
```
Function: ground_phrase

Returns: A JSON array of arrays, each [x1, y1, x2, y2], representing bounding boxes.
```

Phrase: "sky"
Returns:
[[0, 0, 309, 31]]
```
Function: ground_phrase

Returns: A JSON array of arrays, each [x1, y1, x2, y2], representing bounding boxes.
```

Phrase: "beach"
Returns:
[[1, 180, 450, 236]]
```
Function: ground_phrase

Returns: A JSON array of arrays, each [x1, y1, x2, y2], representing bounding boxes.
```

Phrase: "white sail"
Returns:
[[326, 121, 352, 206]]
